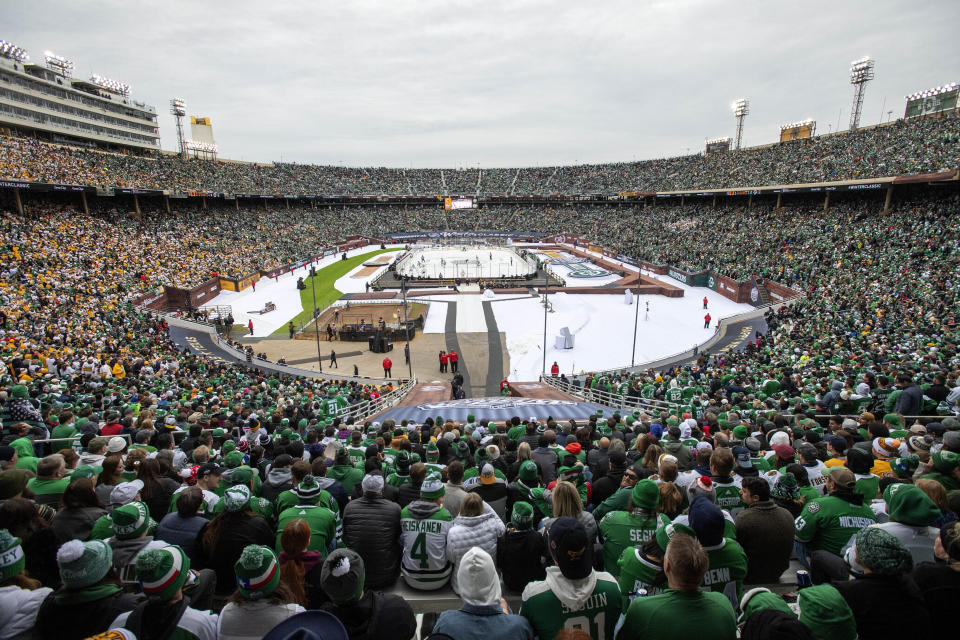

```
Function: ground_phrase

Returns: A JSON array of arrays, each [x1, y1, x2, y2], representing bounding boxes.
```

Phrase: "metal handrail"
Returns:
[[540, 375, 679, 414]]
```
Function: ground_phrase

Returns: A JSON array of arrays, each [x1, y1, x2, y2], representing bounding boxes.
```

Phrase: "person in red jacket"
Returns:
[[703, 296, 709, 309], [382, 357, 392, 378], [248, 319, 254, 335], [448, 350, 459, 373], [550, 362, 560, 376], [704, 313, 711, 329], [439, 351, 448, 373]]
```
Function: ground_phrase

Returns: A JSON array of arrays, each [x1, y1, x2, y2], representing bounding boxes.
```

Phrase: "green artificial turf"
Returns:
[[272, 247, 402, 335]]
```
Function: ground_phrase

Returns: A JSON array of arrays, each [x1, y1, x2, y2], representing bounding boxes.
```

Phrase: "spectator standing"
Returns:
[[382, 357, 392, 378], [734, 476, 795, 584]]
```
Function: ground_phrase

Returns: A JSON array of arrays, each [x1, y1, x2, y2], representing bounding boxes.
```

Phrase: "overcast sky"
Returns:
[[6, 0, 958, 167]]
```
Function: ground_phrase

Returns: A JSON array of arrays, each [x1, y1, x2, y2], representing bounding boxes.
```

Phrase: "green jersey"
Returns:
[[794, 494, 877, 556], [616, 588, 737, 640], [276, 504, 337, 556], [592, 487, 630, 522], [520, 568, 622, 640], [386, 471, 411, 488], [346, 446, 367, 466], [461, 467, 507, 490], [598, 510, 662, 577], [328, 464, 363, 495], [701, 539, 748, 612], [616, 546, 666, 612], [26, 476, 69, 497], [323, 395, 349, 418], [666, 387, 683, 404], [710, 477, 744, 516], [399, 503, 454, 590]]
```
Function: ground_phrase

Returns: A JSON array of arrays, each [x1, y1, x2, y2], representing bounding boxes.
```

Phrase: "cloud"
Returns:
[[5, 0, 958, 166]]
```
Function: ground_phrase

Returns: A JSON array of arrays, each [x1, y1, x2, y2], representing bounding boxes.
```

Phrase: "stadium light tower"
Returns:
[[732, 98, 749, 150], [0, 40, 30, 62], [170, 98, 187, 159], [849, 56, 875, 131], [44, 51, 74, 78]]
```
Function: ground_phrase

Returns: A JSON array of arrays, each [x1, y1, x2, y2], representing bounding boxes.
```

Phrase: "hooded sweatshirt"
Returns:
[[519, 567, 621, 640], [260, 467, 292, 502], [876, 485, 940, 565]]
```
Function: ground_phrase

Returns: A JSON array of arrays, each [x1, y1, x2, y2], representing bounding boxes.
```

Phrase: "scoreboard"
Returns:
[[444, 197, 475, 210], [779, 120, 815, 143], [905, 84, 958, 118]]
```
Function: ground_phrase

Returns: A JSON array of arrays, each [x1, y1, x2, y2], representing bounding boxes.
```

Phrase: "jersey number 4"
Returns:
[[410, 532, 429, 568]]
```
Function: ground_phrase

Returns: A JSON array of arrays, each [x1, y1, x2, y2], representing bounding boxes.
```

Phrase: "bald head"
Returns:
[[599, 437, 610, 449]]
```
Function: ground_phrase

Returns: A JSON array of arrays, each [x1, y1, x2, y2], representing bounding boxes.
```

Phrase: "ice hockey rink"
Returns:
[[394, 245, 535, 279]]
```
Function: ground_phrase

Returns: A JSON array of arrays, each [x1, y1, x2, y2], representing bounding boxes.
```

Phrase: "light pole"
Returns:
[[849, 57, 875, 131], [630, 274, 641, 367], [732, 98, 749, 150], [310, 267, 322, 373], [542, 280, 549, 376], [401, 277, 413, 379]]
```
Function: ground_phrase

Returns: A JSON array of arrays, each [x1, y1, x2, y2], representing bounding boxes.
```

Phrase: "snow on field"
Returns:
[[495, 289, 751, 380], [206, 245, 387, 337]]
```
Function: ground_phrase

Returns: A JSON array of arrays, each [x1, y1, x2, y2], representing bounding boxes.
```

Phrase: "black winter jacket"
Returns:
[[342, 491, 402, 589]]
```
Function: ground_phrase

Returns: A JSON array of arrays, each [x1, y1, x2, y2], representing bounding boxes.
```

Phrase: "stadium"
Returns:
[[0, 6, 959, 640]]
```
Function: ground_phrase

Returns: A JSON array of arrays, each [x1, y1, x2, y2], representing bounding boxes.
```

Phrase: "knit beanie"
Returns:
[[361, 473, 384, 494], [227, 466, 255, 486], [511, 501, 534, 530], [845, 447, 874, 475], [654, 519, 695, 553], [855, 526, 912, 575], [395, 451, 411, 473], [235, 544, 280, 599], [631, 479, 660, 510], [772, 473, 801, 501], [872, 437, 900, 460], [687, 475, 716, 504], [320, 548, 365, 604], [425, 441, 439, 461], [688, 496, 725, 546], [221, 440, 236, 455], [890, 455, 920, 479], [420, 472, 445, 500], [738, 587, 796, 625], [110, 501, 151, 540], [741, 610, 815, 640], [0, 529, 25, 581], [223, 484, 252, 512], [224, 450, 244, 469], [797, 584, 857, 640], [57, 539, 113, 589], [294, 475, 323, 503], [518, 460, 539, 483], [933, 449, 960, 474], [137, 545, 190, 600], [884, 483, 940, 527]]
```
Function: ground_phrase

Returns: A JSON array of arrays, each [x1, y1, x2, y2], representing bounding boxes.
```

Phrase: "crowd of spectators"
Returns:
[[2, 112, 956, 196], [0, 113, 958, 638], [2, 402, 959, 638]]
